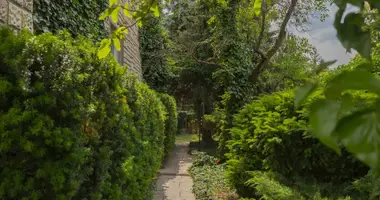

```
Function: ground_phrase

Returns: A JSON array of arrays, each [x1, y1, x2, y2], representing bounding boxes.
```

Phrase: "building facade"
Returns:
[[0, 0, 142, 80]]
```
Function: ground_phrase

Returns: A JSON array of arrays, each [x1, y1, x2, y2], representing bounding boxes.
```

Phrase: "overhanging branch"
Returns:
[[251, 0, 298, 83]]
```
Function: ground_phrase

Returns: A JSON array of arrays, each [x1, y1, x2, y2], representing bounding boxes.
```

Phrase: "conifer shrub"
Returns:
[[0, 28, 167, 200], [158, 93, 178, 156], [226, 90, 371, 198]]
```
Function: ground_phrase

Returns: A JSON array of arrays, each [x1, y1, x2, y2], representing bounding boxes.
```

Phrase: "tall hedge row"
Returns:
[[0, 28, 167, 200], [158, 93, 178, 157], [226, 90, 372, 198]]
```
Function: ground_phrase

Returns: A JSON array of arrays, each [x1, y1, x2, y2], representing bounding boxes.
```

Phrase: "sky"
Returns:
[[290, 4, 358, 67]]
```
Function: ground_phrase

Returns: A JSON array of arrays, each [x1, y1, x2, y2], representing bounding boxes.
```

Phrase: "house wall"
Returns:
[[0, 0, 33, 32], [105, 1, 143, 81]]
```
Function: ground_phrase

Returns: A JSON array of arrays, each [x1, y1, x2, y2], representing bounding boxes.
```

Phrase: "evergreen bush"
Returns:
[[158, 93, 178, 156], [0, 28, 167, 200], [226, 90, 371, 198]]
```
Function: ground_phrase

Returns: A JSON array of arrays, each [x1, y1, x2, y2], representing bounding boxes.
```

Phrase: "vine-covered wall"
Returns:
[[33, 0, 107, 40], [33, 0, 143, 80]]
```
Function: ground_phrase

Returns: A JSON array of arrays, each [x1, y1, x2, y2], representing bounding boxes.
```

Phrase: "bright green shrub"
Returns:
[[158, 93, 178, 156], [0, 28, 166, 200], [244, 171, 358, 200], [226, 90, 371, 198]]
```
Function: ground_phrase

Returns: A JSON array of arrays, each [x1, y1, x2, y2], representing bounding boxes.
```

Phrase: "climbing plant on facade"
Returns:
[[97, 0, 166, 59], [34, 0, 107, 40]]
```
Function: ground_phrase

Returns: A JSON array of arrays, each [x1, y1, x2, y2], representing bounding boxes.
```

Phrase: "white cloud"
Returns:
[[290, 3, 358, 67]]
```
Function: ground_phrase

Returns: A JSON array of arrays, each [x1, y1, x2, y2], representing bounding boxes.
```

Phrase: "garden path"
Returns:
[[153, 144, 195, 200]]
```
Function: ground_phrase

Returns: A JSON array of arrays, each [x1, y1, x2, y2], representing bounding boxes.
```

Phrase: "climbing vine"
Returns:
[[34, 0, 108, 40]]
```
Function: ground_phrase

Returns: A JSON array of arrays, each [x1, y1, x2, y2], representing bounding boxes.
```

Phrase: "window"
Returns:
[[110, 24, 124, 65]]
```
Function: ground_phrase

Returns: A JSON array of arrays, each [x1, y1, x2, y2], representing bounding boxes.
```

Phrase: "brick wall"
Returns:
[[0, 0, 33, 32], [105, 1, 143, 81]]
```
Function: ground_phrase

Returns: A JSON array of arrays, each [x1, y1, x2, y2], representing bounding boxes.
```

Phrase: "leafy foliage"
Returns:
[[158, 93, 178, 156], [0, 28, 168, 200], [97, 0, 167, 59], [34, 0, 107, 40], [294, 0, 380, 170], [226, 90, 370, 198], [140, 13, 174, 92], [189, 152, 237, 200], [244, 171, 362, 200]]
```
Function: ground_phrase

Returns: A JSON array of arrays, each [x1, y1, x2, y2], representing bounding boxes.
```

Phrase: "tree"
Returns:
[[258, 34, 322, 93]]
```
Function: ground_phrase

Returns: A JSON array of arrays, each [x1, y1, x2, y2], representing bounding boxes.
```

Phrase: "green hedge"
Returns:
[[0, 28, 166, 200], [226, 90, 371, 198], [158, 93, 178, 156]]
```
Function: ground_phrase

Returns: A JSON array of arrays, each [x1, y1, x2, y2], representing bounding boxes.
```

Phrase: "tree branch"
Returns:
[[191, 43, 222, 67], [251, 0, 298, 83], [256, 0, 267, 49], [192, 55, 222, 67]]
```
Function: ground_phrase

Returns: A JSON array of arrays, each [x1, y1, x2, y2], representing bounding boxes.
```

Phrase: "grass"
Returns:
[[176, 133, 199, 144]]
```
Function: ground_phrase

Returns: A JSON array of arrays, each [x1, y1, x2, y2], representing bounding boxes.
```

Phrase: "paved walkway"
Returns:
[[153, 144, 195, 200]]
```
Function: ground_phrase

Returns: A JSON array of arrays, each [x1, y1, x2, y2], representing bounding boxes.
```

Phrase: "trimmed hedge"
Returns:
[[226, 90, 371, 198], [0, 28, 167, 200], [158, 93, 178, 156]]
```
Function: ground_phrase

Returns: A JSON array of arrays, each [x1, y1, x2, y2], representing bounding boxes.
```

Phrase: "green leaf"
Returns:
[[325, 67, 380, 98], [123, 4, 132, 18], [111, 6, 121, 23], [334, 9, 372, 60], [207, 16, 216, 25], [113, 38, 121, 51], [114, 26, 128, 39], [295, 83, 317, 108], [315, 60, 337, 74], [137, 20, 143, 28], [97, 39, 112, 59], [309, 99, 341, 154], [254, 0, 262, 16], [335, 109, 380, 168], [150, 1, 160, 17], [109, 0, 118, 6], [99, 8, 111, 20]]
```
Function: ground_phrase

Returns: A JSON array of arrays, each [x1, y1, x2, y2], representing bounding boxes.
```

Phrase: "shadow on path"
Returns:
[[153, 144, 195, 200]]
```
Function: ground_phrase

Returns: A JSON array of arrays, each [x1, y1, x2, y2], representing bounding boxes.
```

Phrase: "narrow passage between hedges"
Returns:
[[153, 144, 195, 200]]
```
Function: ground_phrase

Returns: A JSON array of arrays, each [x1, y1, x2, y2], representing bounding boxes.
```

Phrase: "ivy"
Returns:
[[34, 0, 108, 40]]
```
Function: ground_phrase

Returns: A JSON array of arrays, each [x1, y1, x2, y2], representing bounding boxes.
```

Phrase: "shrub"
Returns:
[[189, 152, 238, 200], [352, 170, 380, 199], [244, 171, 358, 200], [158, 93, 178, 156], [0, 28, 167, 200], [226, 90, 371, 198]]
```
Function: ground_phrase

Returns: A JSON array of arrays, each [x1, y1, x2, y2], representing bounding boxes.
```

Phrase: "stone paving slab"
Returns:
[[153, 144, 195, 200]]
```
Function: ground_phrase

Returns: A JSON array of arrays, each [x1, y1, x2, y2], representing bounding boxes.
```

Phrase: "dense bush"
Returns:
[[158, 93, 178, 156], [243, 171, 360, 200], [226, 90, 372, 198], [0, 28, 167, 200]]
